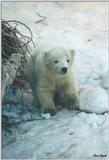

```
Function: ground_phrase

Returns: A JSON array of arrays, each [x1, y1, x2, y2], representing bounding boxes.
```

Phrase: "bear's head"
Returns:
[[43, 47, 75, 76]]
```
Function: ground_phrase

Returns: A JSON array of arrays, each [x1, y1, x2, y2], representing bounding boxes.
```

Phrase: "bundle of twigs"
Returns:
[[2, 19, 34, 62], [2, 19, 35, 102]]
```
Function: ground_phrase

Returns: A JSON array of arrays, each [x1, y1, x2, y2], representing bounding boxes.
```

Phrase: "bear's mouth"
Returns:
[[56, 69, 69, 76], [59, 71, 68, 76]]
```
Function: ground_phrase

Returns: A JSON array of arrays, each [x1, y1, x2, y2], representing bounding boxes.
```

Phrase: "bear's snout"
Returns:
[[61, 67, 68, 74]]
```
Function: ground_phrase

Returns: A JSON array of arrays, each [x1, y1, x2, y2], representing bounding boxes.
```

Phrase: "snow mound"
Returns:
[[101, 72, 109, 90], [79, 86, 108, 114]]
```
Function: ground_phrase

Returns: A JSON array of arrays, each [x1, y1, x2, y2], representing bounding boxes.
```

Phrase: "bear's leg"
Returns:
[[37, 90, 56, 115], [54, 91, 64, 106], [64, 82, 79, 110]]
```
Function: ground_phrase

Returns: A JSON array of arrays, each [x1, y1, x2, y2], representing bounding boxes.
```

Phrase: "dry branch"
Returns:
[[2, 19, 35, 103], [2, 54, 22, 102], [35, 12, 47, 23]]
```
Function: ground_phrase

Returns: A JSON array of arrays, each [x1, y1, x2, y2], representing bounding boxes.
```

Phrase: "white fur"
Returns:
[[25, 46, 79, 115]]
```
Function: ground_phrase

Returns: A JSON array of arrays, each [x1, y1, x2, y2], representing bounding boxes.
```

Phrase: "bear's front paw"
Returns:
[[65, 94, 79, 110], [41, 106, 56, 116]]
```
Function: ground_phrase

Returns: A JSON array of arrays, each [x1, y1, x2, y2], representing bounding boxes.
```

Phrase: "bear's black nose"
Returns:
[[62, 67, 68, 74]]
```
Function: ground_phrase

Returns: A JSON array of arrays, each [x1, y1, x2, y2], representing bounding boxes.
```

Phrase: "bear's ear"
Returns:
[[43, 50, 52, 64], [69, 49, 76, 58], [43, 50, 50, 60], [44, 51, 48, 58], [43, 48, 54, 58]]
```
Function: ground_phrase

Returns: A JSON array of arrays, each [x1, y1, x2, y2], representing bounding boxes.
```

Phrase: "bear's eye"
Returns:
[[54, 60, 58, 63], [67, 59, 70, 63]]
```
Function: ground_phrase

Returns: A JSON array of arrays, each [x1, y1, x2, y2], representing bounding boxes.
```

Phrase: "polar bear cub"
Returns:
[[26, 46, 79, 115]]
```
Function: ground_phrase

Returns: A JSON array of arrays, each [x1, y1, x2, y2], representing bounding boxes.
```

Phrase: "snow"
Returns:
[[2, 1, 109, 159], [79, 86, 108, 114], [2, 110, 108, 159], [41, 113, 51, 119], [101, 72, 109, 90]]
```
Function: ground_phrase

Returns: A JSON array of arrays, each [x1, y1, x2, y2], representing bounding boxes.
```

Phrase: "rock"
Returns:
[[101, 72, 109, 89], [22, 114, 32, 121], [79, 86, 108, 114], [2, 109, 108, 159]]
